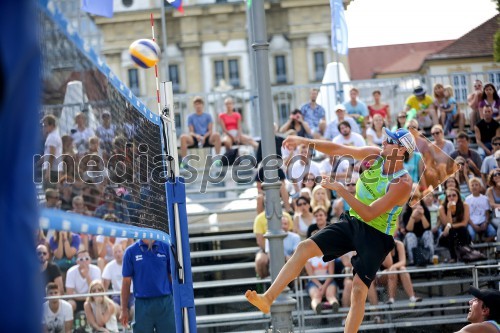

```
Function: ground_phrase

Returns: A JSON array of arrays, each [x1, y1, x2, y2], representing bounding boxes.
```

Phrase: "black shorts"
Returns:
[[188, 135, 214, 149], [310, 212, 395, 287], [255, 166, 286, 183]]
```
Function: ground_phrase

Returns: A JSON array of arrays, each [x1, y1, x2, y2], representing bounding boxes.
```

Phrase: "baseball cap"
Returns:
[[470, 287, 500, 320], [384, 128, 416, 154], [102, 110, 111, 117], [413, 86, 426, 96], [335, 104, 346, 112]]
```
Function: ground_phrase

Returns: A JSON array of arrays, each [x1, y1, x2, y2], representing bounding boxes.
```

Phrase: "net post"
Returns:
[[159, 81, 196, 333]]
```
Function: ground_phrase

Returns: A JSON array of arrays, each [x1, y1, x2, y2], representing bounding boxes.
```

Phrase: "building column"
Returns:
[[182, 44, 202, 93], [290, 35, 308, 86]]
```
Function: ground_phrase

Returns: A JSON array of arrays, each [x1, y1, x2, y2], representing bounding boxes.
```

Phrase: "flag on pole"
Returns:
[[166, 0, 184, 13], [330, 0, 348, 55], [81, 0, 113, 18]]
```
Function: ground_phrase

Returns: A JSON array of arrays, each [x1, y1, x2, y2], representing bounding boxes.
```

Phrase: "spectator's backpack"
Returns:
[[221, 148, 239, 166], [455, 245, 486, 263], [412, 241, 432, 266]]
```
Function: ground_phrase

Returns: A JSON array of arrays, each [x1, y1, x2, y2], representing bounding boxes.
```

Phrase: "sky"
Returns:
[[345, 0, 498, 48]]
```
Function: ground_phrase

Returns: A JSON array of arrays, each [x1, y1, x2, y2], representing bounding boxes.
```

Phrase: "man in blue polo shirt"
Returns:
[[121, 239, 175, 332]]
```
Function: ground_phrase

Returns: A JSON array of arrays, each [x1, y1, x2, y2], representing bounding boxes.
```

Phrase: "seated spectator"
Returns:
[[407, 120, 436, 186], [378, 239, 422, 304], [285, 143, 321, 198], [82, 183, 101, 212], [96, 214, 129, 272], [333, 177, 358, 218], [305, 254, 339, 314], [422, 187, 440, 235], [66, 250, 102, 312], [94, 186, 130, 224], [43, 282, 73, 333], [50, 231, 80, 272], [343, 87, 368, 129], [332, 121, 366, 148], [253, 211, 293, 278], [324, 104, 360, 141], [404, 86, 438, 133], [391, 111, 409, 131], [43, 188, 61, 209], [319, 155, 336, 177], [58, 177, 74, 212], [450, 132, 482, 177], [300, 88, 325, 138], [481, 137, 500, 184], [475, 104, 500, 157], [279, 109, 312, 138], [264, 216, 300, 261], [467, 80, 484, 128], [68, 195, 91, 216], [454, 156, 473, 198], [95, 110, 117, 160], [310, 187, 334, 222], [84, 280, 119, 333], [306, 206, 330, 238], [456, 287, 500, 333], [293, 196, 316, 239], [179, 96, 221, 158], [301, 173, 317, 194], [428, 124, 456, 186], [438, 177, 466, 203], [485, 168, 500, 253], [102, 244, 134, 320], [60, 135, 76, 181], [438, 188, 471, 261], [479, 82, 500, 120], [368, 90, 391, 125], [71, 112, 94, 157], [365, 114, 386, 147], [87, 136, 102, 157], [38, 244, 64, 295], [400, 191, 433, 265], [438, 85, 464, 135], [466, 178, 495, 242], [403, 148, 427, 191], [219, 97, 258, 150]]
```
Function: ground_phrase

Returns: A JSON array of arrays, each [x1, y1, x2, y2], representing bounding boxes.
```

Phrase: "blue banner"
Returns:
[[330, 0, 349, 55]]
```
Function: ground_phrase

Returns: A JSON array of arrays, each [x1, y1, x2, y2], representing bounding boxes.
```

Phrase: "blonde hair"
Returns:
[[444, 85, 454, 97], [311, 187, 331, 211], [468, 177, 482, 188], [87, 280, 112, 311]]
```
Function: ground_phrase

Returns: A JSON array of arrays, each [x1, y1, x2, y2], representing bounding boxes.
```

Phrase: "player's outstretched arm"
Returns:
[[321, 174, 412, 222], [283, 135, 381, 161]]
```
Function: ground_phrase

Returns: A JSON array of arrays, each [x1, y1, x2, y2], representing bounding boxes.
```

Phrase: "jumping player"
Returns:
[[245, 128, 417, 332]]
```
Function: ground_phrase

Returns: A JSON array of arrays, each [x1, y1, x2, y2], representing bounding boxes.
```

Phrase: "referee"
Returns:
[[121, 239, 175, 332]]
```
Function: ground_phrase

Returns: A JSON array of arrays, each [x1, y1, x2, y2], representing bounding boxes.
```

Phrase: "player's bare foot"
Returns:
[[245, 290, 271, 314]]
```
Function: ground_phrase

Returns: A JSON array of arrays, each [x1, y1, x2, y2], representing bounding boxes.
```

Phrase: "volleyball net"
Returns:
[[37, 1, 195, 332]]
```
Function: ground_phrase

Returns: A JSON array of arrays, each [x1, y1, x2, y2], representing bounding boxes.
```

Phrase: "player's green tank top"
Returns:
[[349, 156, 409, 235]]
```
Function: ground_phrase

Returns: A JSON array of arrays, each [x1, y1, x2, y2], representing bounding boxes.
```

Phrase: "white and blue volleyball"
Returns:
[[129, 39, 161, 68]]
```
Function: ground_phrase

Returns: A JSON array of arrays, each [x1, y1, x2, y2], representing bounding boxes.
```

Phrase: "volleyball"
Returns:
[[129, 39, 161, 68]]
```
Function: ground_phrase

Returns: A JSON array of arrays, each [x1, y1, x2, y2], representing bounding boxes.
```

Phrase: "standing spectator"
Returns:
[[279, 109, 312, 138], [103, 244, 134, 320], [467, 79, 484, 127], [179, 96, 221, 158], [94, 186, 130, 224], [365, 114, 386, 147], [481, 137, 500, 183], [38, 244, 64, 295], [42, 282, 73, 333], [456, 287, 500, 333], [42, 114, 63, 189], [324, 104, 360, 140], [438, 188, 471, 261], [479, 83, 500, 120], [66, 250, 102, 312], [293, 196, 316, 239], [50, 231, 80, 273], [450, 132, 482, 177], [120, 239, 175, 331], [219, 97, 258, 150], [465, 178, 495, 242], [71, 112, 94, 156], [343, 87, 368, 127], [379, 239, 422, 304], [332, 121, 366, 147], [404, 86, 438, 133], [87, 136, 102, 157], [300, 88, 325, 138], [84, 280, 119, 333], [368, 90, 391, 125], [95, 110, 116, 159], [474, 104, 500, 157], [400, 191, 433, 265]]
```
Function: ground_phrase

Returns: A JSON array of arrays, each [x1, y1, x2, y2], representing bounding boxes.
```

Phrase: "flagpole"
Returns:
[[160, 0, 170, 81], [332, 0, 343, 103]]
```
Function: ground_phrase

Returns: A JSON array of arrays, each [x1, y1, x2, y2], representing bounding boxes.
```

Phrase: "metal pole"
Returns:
[[250, 0, 296, 331], [160, 0, 170, 81], [332, 0, 343, 103], [246, 1, 259, 137]]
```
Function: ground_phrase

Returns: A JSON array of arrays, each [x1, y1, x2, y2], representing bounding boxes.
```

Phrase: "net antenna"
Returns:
[[160, 81, 196, 333]]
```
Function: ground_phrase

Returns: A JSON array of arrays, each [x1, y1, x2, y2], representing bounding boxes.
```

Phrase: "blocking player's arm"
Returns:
[[323, 174, 412, 223], [455, 323, 498, 333], [283, 135, 381, 162]]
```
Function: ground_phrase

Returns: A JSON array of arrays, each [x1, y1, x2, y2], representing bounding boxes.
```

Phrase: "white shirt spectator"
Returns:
[[265, 231, 300, 257], [42, 300, 73, 332], [289, 160, 321, 181], [102, 259, 133, 292], [465, 194, 490, 225], [65, 264, 101, 294], [365, 127, 386, 146], [324, 117, 360, 140], [440, 140, 455, 156], [44, 130, 63, 172], [481, 152, 500, 176], [332, 132, 366, 147], [72, 127, 94, 155]]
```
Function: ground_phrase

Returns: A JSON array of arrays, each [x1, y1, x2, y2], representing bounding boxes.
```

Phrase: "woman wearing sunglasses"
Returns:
[[246, 128, 422, 332]]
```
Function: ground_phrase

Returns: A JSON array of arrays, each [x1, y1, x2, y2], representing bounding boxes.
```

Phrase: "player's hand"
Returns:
[[282, 135, 305, 151], [320, 176, 344, 192], [120, 310, 129, 328]]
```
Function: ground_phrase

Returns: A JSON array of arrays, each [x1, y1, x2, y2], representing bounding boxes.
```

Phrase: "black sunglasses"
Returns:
[[431, 131, 442, 136]]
